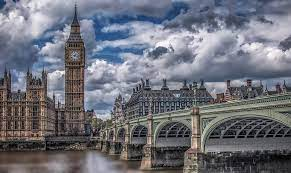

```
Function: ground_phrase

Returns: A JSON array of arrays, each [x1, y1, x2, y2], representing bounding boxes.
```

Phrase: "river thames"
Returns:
[[0, 151, 182, 173]]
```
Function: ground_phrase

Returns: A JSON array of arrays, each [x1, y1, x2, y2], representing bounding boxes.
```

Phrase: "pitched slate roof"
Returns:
[[228, 85, 264, 99], [9, 91, 26, 101], [126, 82, 213, 106]]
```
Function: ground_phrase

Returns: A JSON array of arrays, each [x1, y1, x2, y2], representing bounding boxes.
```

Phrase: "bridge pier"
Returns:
[[183, 149, 205, 173], [121, 143, 145, 160], [109, 142, 122, 155], [143, 145, 190, 169], [96, 140, 102, 150], [101, 140, 110, 153], [140, 144, 155, 170], [183, 107, 204, 173]]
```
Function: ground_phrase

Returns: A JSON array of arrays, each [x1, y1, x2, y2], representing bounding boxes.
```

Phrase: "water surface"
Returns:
[[0, 151, 182, 173]]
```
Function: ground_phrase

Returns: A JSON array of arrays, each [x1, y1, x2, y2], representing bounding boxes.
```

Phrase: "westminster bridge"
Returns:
[[98, 93, 291, 172]]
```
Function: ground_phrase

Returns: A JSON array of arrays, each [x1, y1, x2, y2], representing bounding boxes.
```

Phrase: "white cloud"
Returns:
[[2, 0, 291, 119]]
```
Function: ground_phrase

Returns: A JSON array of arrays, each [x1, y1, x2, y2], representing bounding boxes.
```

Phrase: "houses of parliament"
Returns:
[[0, 6, 86, 141]]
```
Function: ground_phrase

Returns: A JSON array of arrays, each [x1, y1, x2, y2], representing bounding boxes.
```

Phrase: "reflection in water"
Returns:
[[0, 151, 182, 173]]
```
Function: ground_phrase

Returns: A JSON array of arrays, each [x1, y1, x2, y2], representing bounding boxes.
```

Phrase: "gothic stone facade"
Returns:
[[111, 94, 126, 123], [0, 70, 56, 141], [124, 79, 214, 120], [0, 6, 87, 140]]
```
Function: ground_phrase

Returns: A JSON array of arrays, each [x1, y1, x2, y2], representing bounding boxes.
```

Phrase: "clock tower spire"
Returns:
[[68, 3, 82, 43], [64, 3, 86, 135]]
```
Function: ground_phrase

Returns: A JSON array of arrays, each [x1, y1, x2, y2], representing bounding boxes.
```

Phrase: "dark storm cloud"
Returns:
[[0, 36, 39, 71], [0, 0, 175, 72], [279, 36, 291, 51], [1, 0, 291, 118]]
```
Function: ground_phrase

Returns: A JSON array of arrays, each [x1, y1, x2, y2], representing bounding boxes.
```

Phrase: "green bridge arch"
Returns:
[[153, 119, 191, 147], [201, 111, 291, 152]]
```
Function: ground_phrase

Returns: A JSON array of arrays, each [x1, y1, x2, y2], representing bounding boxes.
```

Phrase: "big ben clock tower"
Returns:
[[64, 5, 85, 135]]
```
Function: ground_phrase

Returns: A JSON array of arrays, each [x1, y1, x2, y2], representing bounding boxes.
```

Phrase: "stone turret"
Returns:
[[0, 68, 12, 102], [42, 68, 48, 97], [200, 79, 206, 89], [26, 70, 48, 102]]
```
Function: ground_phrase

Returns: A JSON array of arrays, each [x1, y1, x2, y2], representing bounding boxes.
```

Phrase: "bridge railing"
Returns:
[[121, 108, 192, 124]]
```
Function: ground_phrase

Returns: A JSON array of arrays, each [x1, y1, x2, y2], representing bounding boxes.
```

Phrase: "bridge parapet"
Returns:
[[126, 108, 191, 124]]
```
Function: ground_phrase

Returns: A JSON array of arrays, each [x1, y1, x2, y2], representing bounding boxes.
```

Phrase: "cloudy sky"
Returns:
[[0, 0, 291, 119]]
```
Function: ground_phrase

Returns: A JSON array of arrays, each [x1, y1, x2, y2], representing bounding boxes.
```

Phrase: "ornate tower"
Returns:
[[64, 5, 85, 135], [26, 69, 48, 138]]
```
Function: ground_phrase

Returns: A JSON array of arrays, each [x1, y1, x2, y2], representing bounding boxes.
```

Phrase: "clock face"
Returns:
[[70, 51, 80, 61]]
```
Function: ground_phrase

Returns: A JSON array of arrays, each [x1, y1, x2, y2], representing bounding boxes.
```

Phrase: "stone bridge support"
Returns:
[[96, 138, 102, 150], [183, 107, 204, 173], [101, 140, 110, 153], [108, 126, 118, 155], [101, 129, 110, 153], [140, 110, 154, 170], [109, 141, 122, 155], [120, 121, 134, 160]]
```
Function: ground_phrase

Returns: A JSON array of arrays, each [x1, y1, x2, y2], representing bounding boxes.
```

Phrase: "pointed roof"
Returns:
[[4, 65, 7, 76], [200, 79, 206, 89], [71, 3, 80, 27], [67, 3, 83, 43]]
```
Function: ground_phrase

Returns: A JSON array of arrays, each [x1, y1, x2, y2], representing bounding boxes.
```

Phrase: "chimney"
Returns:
[[163, 79, 166, 87], [181, 80, 189, 90], [183, 80, 187, 87], [226, 80, 231, 88], [133, 88, 136, 93], [146, 79, 149, 87], [276, 83, 282, 93], [141, 79, 145, 88], [144, 79, 151, 90], [161, 79, 169, 90], [189, 84, 193, 90], [246, 79, 252, 87]]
